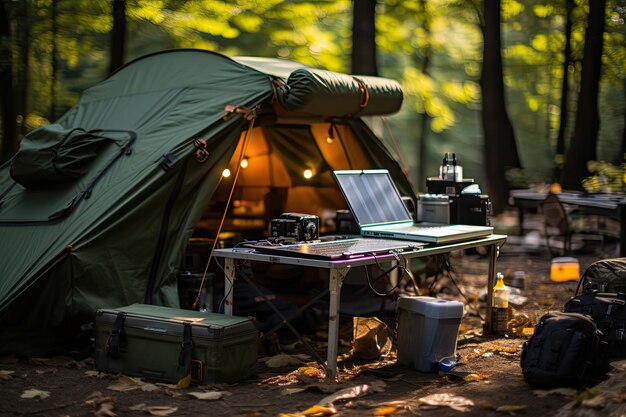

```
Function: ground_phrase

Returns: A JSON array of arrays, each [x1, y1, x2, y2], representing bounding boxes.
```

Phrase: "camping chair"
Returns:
[[542, 193, 604, 256]]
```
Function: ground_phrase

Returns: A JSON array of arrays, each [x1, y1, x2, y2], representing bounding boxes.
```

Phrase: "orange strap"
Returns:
[[192, 115, 256, 310]]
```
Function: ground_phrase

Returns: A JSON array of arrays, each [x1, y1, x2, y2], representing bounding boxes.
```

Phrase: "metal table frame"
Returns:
[[214, 234, 507, 379]]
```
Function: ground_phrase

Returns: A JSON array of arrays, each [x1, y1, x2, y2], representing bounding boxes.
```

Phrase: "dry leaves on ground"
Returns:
[[20, 388, 50, 399], [128, 404, 179, 416], [417, 393, 474, 412]]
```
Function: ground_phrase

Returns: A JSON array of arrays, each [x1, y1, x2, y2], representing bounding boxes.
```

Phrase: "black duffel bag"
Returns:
[[564, 292, 626, 357]]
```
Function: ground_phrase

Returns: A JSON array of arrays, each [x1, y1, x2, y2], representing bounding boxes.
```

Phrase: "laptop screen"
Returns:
[[334, 170, 413, 226]]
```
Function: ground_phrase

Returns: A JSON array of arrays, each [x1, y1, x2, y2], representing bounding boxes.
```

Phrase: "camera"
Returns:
[[271, 213, 319, 242]]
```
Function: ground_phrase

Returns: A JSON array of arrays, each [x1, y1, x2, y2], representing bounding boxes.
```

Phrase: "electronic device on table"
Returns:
[[333, 169, 493, 244], [270, 213, 319, 242], [425, 153, 492, 226]]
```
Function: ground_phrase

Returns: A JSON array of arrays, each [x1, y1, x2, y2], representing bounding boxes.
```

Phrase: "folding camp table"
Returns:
[[213, 234, 507, 379]]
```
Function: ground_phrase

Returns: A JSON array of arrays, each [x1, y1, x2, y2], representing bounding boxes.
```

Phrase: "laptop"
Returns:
[[245, 238, 424, 261], [333, 169, 493, 244]]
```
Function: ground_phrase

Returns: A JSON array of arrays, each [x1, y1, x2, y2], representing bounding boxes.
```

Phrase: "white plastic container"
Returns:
[[396, 296, 464, 372]]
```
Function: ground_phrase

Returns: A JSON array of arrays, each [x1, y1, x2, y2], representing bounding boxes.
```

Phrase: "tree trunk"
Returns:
[[50, 0, 58, 121], [480, 0, 522, 214], [351, 0, 378, 75], [0, 0, 16, 163], [109, 0, 127, 75], [554, 0, 574, 183], [560, 0, 606, 190], [14, 0, 30, 139], [417, 0, 431, 191]]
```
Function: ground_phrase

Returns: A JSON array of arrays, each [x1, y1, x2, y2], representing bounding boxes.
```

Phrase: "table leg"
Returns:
[[326, 268, 346, 380], [223, 258, 235, 316], [485, 244, 499, 333]]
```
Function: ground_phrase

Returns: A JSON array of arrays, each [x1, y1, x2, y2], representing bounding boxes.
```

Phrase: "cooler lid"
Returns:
[[397, 296, 464, 319], [97, 304, 257, 338]]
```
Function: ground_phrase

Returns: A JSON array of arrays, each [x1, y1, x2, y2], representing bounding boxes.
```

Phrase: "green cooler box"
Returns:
[[95, 304, 258, 384]]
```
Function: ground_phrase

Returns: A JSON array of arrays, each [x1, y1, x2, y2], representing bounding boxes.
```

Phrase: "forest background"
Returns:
[[1, 0, 625, 213]]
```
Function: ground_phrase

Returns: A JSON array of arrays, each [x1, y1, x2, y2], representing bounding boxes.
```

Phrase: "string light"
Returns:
[[222, 168, 231, 178], [326, 124, 334, 144], [303, 169, 313, 179], [240, 157, 249, 168]]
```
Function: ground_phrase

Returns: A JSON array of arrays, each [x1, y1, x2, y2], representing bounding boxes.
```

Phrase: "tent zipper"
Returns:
[[145, 157, 189, 304]]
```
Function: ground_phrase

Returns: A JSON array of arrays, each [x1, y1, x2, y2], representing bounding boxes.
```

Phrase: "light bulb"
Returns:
[[240, 158, 249, 168], [222, 168, 231, 178], [303, 169, 313, 179], [326, 125, 334, 144]]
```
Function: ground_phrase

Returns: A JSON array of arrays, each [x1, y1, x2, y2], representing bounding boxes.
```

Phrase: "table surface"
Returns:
[[510, 190, 626, 209], [213, 234, 508, 266]]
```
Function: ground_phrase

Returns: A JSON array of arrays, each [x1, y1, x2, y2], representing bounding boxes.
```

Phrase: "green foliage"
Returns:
[[582, 160, 625, 193], [5, 0, 626, 189]]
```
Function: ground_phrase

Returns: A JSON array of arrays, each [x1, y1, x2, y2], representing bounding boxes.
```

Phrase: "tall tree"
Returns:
[[0, 0, 16, 163], [416, 0, 432, 191], [561, 0, 607, 190], [351, 0, 378, 75], [479, 0, 522, 213], [109, 0, 126, 75], [50, 0, 58, 121], [15, 0, 30, 138], [554, 0, 575, 183]]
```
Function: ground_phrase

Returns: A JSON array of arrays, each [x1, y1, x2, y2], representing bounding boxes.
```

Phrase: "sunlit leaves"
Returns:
[[502, 0, 525, 20], [533, 4, 555, 18], [441, 81, 480, 104]]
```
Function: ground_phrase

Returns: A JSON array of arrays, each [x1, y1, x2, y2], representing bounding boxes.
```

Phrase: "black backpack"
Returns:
[[577, 258, 626, 294], [520, 311, 608, 387]]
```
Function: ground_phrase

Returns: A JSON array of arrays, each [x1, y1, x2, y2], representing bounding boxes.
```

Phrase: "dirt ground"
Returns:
[[1, 209, 625, 417]]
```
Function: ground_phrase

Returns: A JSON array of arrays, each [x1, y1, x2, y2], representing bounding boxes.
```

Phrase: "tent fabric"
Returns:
[[9, 125, 131, 189], [277, 69, 403, 117], [0, 49, 411, 355]]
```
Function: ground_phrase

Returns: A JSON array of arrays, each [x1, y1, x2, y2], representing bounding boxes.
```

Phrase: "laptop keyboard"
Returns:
[[247, 238, 425, 260]]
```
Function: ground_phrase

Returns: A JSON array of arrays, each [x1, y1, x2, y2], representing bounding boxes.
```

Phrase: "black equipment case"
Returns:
[[95, 304, 258, 384]]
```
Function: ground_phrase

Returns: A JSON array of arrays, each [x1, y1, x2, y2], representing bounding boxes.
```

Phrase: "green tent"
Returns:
[[0, 49, 412, 355]]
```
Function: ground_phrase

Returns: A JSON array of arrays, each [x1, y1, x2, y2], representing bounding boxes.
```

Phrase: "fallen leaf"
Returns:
[[373, 406, 398, 415], [145, 406, 179, 416], [107, 375, 145, 392], [417, 393, 474, 412], [187, 391, 231, 400], [532, 388, 578, 398], [463, 373, 490, 382], [176, 374, 191, 389], [282, 387, 307, 395], [495, 404, 527, 413], [140, 383, 161, 392], [581, 395, 607, 409], [84, 370, 103, 378], [0, 370, 15, 380], [318, 383, 385, 406], [84, 391, 116, 406], [129, 404, 178, 416], [298, 366, 325, 379], [21, 388, 50, 399], [265, 353, 311, 368], [95, 402, 117, 417], [302, 404, 336, 415], [35, 368, 58, 375]]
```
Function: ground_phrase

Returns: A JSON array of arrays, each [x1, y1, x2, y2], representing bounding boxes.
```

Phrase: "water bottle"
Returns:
[[491, 272, 509, 335]]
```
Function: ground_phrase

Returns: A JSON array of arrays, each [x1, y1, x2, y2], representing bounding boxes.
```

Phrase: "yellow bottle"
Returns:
[[493, 272, 509, 309]]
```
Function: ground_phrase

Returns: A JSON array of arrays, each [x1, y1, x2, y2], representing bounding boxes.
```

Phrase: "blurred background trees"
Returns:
[[1, 0, 625, 212]]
